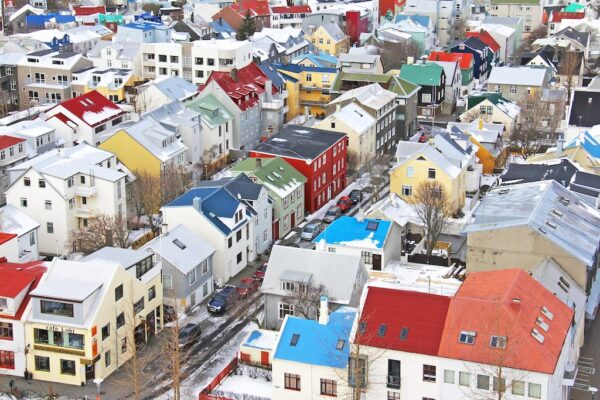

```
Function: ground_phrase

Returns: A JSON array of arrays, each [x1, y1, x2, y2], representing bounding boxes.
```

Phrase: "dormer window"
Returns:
[[40, 300, 74, 317]]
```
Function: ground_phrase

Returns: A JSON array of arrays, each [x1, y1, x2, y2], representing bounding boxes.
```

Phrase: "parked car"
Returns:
[[349, 189, 363, 204], [253, 263, 268, 280], [163, 305, 177, 323], [178, 323, 202, 348], [301, 220, 323, 240], [337, 196, 353, 212], [323, 206, 341, 223], [207, 286, 239, 314], [237, 277, 260, 298]]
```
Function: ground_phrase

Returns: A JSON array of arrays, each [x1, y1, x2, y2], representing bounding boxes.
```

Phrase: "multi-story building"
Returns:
[[270, 5, 312, 29], [113, 21, 172, 44], [212, 0, 271, 33], [134, 76, 198, 112], [25, 254, 162, 386], [88, 42, 143, 77], [399, 61, 446, 118], [0, 53, 23, 117], [307, 22, 349, 57], [403, 0, 465, 46], [0, 135, 27, 205], [71, 67, 138, 103], [0, 204, 40, 262], [0, 260, 46, 377], [249, 125, 347, 213], [189, 39, 253, 85], [0, 119, 57, 157], [250, 28, 311, 64], [45, 91, 126, 147], [487, 65, 549, 102], [5, 144, 127, 255], [488, 0, 542, 35], [16, 49, 94, 110]]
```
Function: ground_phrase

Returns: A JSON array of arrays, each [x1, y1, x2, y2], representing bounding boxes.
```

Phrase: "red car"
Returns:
[[418, 133, 428, 143], [337, 196, 353, 212], [253, 263, 268, 280], [236, 277, 261, 298]]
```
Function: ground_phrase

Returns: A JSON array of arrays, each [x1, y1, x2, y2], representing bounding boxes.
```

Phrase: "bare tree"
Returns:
[[69, 214, 130, 254], [129, 170, 162, 229], [409, 180, 453, 260], [281, 283, 328, 321], [362, 154, 392, 204], [346, 150, 360, 176], [374, 39, 421, 71], [449, 18, 468, 43], [521, 25, 548, 52], [557, 50, 581, 104], [510, 92, 558, 159], [161, 164, 193, 205]]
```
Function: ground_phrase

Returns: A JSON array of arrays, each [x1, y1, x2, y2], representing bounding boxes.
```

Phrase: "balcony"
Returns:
[[300, 98, 329, 106], [262, 98, 285, 110], [25, 78, 69, 88], [33, 343, 85, 356], [74, 185, 97, 197], [75, 208, 95, 218]]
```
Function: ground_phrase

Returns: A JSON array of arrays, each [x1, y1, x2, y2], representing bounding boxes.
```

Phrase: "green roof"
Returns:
[[332, 71, 420, 96], [388, 76, 420, 97], [564, 2, 586, 11], [231, 157, 306, 199], [98, 14, 124, 23], [467, 92, 509, 109], [490, 0, 539, 4], [399, 62, 444, 86], [185, 94, 233, 128]]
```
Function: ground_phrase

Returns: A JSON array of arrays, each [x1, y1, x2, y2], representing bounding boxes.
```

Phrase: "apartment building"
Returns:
[[270, 5, 312, 29], [5, 144, 127, 255], [71, 67, 137, 103], [488, 0, 542, 34], [114, 21, 172, 44], [404, 0, 465, 45], [16, 49, 93, 110], [88, 42, 143, 77], [0, 135, 28, 204], [0, 53, 24, 117]]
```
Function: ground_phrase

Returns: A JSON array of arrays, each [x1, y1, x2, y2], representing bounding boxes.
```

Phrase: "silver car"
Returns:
[[301, 220, 323, 240], [323, 206, 341, 223]]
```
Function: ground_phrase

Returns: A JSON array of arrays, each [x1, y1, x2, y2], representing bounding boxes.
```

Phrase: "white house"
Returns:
[[135, 76, 198, 113], [0, 204, 40, 263], [189, 39, 253, 85], [0, 119, 58, 157], [45, 90, 126, 147], [88, 42, 143, 77], [5, 144, 127, 255]]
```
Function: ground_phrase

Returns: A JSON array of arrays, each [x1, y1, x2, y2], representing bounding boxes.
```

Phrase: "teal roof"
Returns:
[[564, 2, 586, 11], [399, 62, 444, 86], [185, 94, 233, 128], [231, 157, 306, 199]]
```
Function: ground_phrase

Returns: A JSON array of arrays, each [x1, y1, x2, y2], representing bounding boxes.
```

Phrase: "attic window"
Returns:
[[531, 328, 545, 343], [290, 333, 300, 346], [377, 324, 387, 337], [551, 208, 563, 218], [489, 335, 507, 349], [336, 339, 345, 350], [172, 239, 186, 250], [558, 196, 570, 206], [458, 331, 476, 344], [399, 327, 409, 341], [278, 166, 284, 172], [545, 220, 557, 230], [416, 156, 426, 161], [366, 221, 379, 231], [541, 306, 554, 320], [536, 317, 549, 332]]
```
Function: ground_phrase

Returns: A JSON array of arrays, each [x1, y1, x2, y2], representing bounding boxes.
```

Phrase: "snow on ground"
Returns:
[[214, 372, 272, 399], [480, 174, 498, 187]]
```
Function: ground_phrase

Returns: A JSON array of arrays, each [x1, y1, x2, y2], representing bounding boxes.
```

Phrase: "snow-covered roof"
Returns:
[[488, 66, 547, 87], [9, 4, 44, 22], [479, 23, 515, 38], [140, 75, 198, 102], [0, 204, 40, 237], [365, 193, 422, 228], [242, 329, 278, 351], [370, 261, 462, 296], [329, 83, 396, 111], [392, 141, 462, 179], [88, 41, 142, 60], [252, 27, 303, 44], [327, 103, 375, 134]]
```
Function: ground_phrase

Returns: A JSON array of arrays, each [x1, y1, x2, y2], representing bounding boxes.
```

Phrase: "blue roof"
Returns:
[[26, 14, 76, 27], [210, 19, 235, 34], [395, 14, 430, 27], [313, 216, 391, 249], [259, 61, 286, 91], [279, 71, 298, 83], [273, 63, 338, 74], [565, 131, 600, 159], [122, 22, 163, 31], [274, 307, 356, 368], [292, 53, 338, 68]]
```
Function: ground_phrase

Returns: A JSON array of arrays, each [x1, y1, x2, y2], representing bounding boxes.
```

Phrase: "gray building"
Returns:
[[261, 245, 369, 330], [142, 224, 215, 311], [0, 53, 23, 116]]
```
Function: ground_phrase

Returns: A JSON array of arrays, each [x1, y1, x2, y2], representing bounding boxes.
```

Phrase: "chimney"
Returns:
[[356, 208, 365, 222], [255, 158, 262, 168], [230, 68, 238, 83], [192, 196, 202, 213], [557, 133, 565, 153], [318, 295, 329, 325], [336, 102, 341, 112], [161, 223, 169, 236], [265, 80, 273, 102]]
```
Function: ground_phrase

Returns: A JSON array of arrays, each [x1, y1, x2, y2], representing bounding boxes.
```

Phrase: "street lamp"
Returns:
[[590, 386, 598, 400], [93, 377, 104, 400]]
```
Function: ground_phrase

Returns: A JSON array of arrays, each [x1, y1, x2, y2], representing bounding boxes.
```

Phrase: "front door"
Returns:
[[272, 220, 280, 241], [372, 254, 382, 271], [261, 351, 269, 366], [85, 363, 95, 381], [290, 211, 295, 228]]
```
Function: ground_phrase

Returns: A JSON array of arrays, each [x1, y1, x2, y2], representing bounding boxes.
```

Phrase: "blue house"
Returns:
[[26, 13, 76, 31], [313, 216, 401, 270], [272, 303, 356, 397], [114, 21, 171, 43], [450, 36, 492, 80]]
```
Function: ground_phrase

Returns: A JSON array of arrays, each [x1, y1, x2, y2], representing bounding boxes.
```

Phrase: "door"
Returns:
[[290, 211, 295, 228], [261, 351, 269, 366], [85, 363, 95, 381], [272, 220, 280, 241], [372, 254, 382, 271]]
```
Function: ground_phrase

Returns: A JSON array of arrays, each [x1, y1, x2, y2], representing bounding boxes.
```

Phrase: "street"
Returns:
[[573, 316, 600, 400]]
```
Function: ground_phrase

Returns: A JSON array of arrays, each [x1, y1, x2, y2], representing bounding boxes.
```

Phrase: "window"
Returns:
[[101, 323, 110, 340], [188, 269, 196, 285], [400, 327, 409, 340], [0, 322, 13, 340], [444, 369, 455, 384], [423, 365, 436, 382], [278, 303, 294, 319], [361, 251, 372, 264], [24, 177, 30, 186], [401, 185, 412, 196], [490, 335, 507, 349], [348, 355, 367, 388], [207, 58, 214, 66], [115, 284, 123, 301], [236, 230, 242, 242], [378, 324, 387, 336], [477, 374, 490, 390], [40, 300, 73, 317], [528, 383, 541, 398], [134, 298, 144, 314], [170, 55, 179, 63], [201, 260, 208, 275], [116, 312, 125, 328], [195, 57, 204, 65], [159, 55, 167, 62], [320, 379, 336, 396], [121, 338, 127, 353], [45, 200, 52, 210], [406, 166, 414, 177], [228, 237, 233, 248], [388, 392, 401, 400], [61, 359, 76, 375], [509, 85, 517, 94], [459, 371, 470, 387], [20, 198, 27, 207], [284, 373, 301, 390], [458, 331, 476, 344], [163, 274, 173, 290], [493, 377, 506, 393], [512, 380, 525, 395], [35, 356, 50, 371], [237, 252, 242, 264], [105, 350, 111, 367], [428, 168, 436, 179], [422, 93, 432, 103], [387, 359, 401, 389], [0, 350, 14, 369], [29, 231, 36, 245]]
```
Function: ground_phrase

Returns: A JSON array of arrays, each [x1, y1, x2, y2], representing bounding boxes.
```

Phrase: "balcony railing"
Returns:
[[74, 185, 97, 197], [33, 343, 85, 356], [387, 375, 401, 389], [262, 98, 285, 110], [75, 208, 95, 218], [25, 78, 69, 87]]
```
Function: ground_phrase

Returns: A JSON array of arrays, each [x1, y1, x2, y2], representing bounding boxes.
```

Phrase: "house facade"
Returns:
[[0, 135, 28, 205], [399, 62, 446, 118]]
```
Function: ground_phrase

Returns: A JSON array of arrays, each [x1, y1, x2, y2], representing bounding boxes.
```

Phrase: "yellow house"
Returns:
[[449, 120, 506, 174], [25, 252, 163, 386], [307, 22, 349, 56], [276, 64, 338, 119], [71, 67, 140, 103], [390, 142, 466, 212], [527, 134, 600, 174], [99, 117, 188, 176]]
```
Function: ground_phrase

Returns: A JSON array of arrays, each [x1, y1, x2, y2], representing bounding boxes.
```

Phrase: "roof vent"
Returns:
[[531, 328, 545, 344], [512, 298, 521, 304], [558, 196, 570, 206], [589, 97, 593, 104]]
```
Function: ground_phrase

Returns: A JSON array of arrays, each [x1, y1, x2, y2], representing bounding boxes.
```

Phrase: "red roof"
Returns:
[[47, 90, 124, 128], [428, 51, 474, 70], [271, 5, 312, 13], [0, 233, 17, 245], [354, 287, 451, 356], [0, 135, 25, 151], [0, 261, 46, 321], [466, 30, 501, 52], [438, 269, 573, 374], [200, 63, 278, 112], [73, 5, 106, 15], [232, 0, 271, 17], [549, 11, 585, 22]]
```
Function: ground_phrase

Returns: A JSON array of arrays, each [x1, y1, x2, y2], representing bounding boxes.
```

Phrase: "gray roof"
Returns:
[[142, 224, 215, 274], [198, 174, 264, 201], [261, 245, 368, 304], [464, 180, 600, 266], [321, 22, 346, 42], [148, 76, 198, 101], [488, 66, 547, 86], [482, 16, 523, 27]]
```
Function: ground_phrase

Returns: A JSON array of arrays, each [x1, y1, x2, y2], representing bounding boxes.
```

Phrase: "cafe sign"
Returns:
[[45, 325, 76, 333]]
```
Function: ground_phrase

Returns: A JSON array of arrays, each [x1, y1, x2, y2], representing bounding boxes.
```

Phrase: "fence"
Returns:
[[198, 357, 239, 400]]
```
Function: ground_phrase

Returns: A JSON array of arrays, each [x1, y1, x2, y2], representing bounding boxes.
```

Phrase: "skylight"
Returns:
[[377, 324, 387, 337], [498, 188, 510, 195], [531, 328, 545, 344], [399, 327, 409, 341], [536, 317, 549, 332], [551, 208, 563, 218], [458, 331, 476, 344], [545, 220, 557, 229], [541, 306, 554, 320], [290, 333, 300, 346], [366, 221, 379, 231], [336, 339, 345, 350], [558, 196, 570, 206], [172, 239, 186, 250]]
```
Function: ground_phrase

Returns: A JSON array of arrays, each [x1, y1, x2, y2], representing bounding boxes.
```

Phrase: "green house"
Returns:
[[231, 157, 307, 240]]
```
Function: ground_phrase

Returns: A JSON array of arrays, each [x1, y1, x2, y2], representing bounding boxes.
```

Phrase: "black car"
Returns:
[[207, 285, 239, 314], [349, 189, 363, 204], [178, 323, 202, 348]]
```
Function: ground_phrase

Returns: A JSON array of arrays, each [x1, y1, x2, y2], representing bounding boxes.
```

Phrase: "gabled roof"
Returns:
[[292, 53, 338, 68], [0, 135, 25, 150], [0, 204, 40, 237], [399, 62, 444, 86], [464, 180, 600, 266], [466, 92, 520, 119], [355, 286, 450, 355], [455, 36, 489, 53], [439, 269, 573, 375], [314, 216, 391, 249], [185, 93, 233, 128], [554, 26, 590, 47], [198, 174, 264, 202], [275, 306, 356, 368], [48, 91, 124, 128], [488, 66, 547, 86], [230, 0, 271, 17], [231, 157, 306, 199], [0, 232, 17, 245], [148, 76, 198, 102], [466, 30, 501, 52], [564, 131, 600, 158], [564, 3, 586, 12], [324, 103, 376, 134], [428, 51, 474, 70], [394, 14, 431, 27], [0, 260, 46, 320], [73, 5, 106, 15], [318, 22, 346, 42], [393, 142, 461, 179], [568, 89, 600, 127], [271, 5, 311, 13], [500, 159, 578, 186]]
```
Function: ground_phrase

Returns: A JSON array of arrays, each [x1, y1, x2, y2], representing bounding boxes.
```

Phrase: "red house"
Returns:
[[212, 0, 271, 33], [249, 125, 347, 213], [345, 10, 370, 45]]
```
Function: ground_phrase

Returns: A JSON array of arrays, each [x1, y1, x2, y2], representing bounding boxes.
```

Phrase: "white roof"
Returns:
[[488, 66, 547, 86], [329, 83, 396, 110], [479, 23, 516, 37], [0, 204, 40, 236], [365, 192, 422, 228], [431, 60, 458, 83], [392, 141, 462, 179], [327, 103, 375, 134], [142, 224, 215, 274], [9, 4, 44, 22], [192, 38, 250, 50], [0, 119, 54, 139], [72, 67, 133, 91], [252, 27, 303, 44]]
